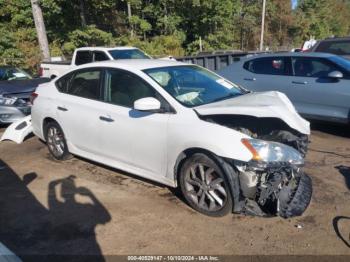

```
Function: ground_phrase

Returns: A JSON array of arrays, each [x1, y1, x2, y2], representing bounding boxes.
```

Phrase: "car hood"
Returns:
[[0, 78, 50, 96], [194, 91, 310, 135]]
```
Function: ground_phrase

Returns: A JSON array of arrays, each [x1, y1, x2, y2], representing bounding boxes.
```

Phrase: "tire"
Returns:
[[279, 173, 312, 218], [45, 121, 72, 161], [261, 130, 309, 157], [179, 153, 233, 217]]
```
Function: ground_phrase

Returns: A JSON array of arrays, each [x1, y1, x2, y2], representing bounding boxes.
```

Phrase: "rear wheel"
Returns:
[[45, 122, 72, 160], [179, 153, 232, 217]]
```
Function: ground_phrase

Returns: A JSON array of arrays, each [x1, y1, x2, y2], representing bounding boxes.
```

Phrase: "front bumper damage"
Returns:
[[218, 157, 312, 218]]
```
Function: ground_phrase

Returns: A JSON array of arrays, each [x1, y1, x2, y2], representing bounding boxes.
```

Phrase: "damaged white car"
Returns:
[[3, 60, 312, 217]]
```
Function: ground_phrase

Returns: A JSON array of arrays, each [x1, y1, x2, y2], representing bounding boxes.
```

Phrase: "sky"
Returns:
[[292, 0, 298, 9]]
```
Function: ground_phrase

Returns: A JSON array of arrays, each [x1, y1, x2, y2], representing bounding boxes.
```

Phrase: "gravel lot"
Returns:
[[0, 122, 350, 258]]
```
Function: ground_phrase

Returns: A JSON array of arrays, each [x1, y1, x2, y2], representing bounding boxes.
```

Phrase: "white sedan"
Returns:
[[26, 59, 312, 217]]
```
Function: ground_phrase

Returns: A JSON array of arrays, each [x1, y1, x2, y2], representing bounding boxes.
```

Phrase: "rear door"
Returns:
[[55, 68, 105, 153], [286, 56, 350, 122], [238, 56, 291, 93]]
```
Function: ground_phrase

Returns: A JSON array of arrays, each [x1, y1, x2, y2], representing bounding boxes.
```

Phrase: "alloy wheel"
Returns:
[[47, 126, 65, 158], [184, 163, 227, 212]]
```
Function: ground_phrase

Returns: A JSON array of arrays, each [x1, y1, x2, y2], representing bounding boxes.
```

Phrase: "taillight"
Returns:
[[39, 67, 43, 77], [30, 92, 38, 105]]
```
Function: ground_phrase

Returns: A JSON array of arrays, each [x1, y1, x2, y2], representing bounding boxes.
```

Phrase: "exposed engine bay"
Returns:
[[236, 161, 312, 218]]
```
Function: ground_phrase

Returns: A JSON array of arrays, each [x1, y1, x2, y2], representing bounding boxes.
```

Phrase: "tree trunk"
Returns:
[[30, 0, 50, 61], [127, 1, 133, 37], [79, 0, 87, 27]]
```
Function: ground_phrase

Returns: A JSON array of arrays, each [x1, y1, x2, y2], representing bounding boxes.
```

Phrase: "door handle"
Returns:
[[292, 81, 308, 85], [244, 77, 256, 81], [57, 106, 68, 111], [99, 116, 114, 122]]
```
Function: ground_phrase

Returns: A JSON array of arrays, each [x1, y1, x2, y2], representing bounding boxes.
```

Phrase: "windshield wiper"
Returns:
[[210, 93, 240, 103]]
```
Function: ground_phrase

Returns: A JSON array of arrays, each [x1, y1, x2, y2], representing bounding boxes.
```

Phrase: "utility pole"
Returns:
[[31, 0, 50, 61], [259, 0, 266, 51], [127, 1, 134, 37]]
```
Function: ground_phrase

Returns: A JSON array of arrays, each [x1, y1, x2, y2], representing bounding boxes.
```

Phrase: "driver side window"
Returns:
[[104, 68, 158, 108], [292, 57, 341, 78]]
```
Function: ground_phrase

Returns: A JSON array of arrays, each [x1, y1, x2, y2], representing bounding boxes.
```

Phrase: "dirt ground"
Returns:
[[0, 122, 350, 258]]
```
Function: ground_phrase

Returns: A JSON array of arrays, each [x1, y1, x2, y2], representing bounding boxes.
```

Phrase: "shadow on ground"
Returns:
[[333, 216, 350, 248], [335, 165, 350, 190], [0, 159, 111, 262], [311, 121, 350, 138]]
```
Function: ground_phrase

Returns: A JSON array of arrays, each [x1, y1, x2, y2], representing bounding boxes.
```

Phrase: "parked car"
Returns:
[[20, 59, 313, 218], [39, 47, 151, 79], [307, 37, 350, 60], [0, 66, 50, 124], [218, 52, 350, 124]]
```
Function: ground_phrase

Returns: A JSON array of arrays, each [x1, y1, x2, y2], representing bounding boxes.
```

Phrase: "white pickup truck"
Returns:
[[39, 46, 151, 79]]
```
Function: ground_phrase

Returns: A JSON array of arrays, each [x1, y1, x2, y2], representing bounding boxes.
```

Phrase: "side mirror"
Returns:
[[328, 71, 343, 79], [134, 97, 161, 112]]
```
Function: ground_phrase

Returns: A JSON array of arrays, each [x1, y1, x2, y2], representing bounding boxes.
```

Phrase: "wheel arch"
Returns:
[[173, 147, 242, 214], [42, 117, 60, 140], [173, 147, 225, 187]]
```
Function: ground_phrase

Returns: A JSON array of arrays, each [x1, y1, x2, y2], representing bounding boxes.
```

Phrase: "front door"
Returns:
[[99, 68, 170, 179], [287, 57, 350, 122]]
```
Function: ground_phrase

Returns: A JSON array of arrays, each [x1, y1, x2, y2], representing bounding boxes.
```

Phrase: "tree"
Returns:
[[30, 0, 50, 60]]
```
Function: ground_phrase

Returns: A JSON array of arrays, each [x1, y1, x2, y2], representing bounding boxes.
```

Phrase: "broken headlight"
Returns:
[[0, 96, 17, 106], [242, 138, 304, 166]]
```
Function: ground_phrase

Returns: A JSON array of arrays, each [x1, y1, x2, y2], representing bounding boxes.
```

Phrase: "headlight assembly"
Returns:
[[242, 138, 304, 166], [0, 96, 17, 106]]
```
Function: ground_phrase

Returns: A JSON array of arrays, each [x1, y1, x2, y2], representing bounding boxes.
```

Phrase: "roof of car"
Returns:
[[243, 52, 338, 60], [321, 36, 350, 41], [76, 46, 139, 51], [78, 59, 189, 71]]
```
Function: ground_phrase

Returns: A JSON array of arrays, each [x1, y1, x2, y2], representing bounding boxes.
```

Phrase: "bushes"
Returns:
[[62, 25, 115, 56], [116, 34, 185, 58]]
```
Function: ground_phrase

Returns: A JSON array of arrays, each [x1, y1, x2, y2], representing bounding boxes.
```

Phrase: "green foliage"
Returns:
[[1, 0, 350, 73], [62, 25, 115, 56], [116, 33, 185, 57]]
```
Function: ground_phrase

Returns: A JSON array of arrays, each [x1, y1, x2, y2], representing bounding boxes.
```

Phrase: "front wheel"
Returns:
[[45, 122, 72, 160], [179, 153, 233, 217]]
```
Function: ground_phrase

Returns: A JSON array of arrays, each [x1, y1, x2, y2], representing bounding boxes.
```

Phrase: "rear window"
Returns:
[[315, 40, 350, 56], [243, 57, 288, 75], [94, 51, 109, 62], [108, 49, 150, 60], [75, 51, 93, 65]]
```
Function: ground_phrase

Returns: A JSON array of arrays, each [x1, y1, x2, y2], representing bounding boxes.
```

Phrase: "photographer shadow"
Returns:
[[0, 159, 111, 261]]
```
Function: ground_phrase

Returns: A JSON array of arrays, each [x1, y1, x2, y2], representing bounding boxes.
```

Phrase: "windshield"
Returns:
[[109, 49, 151, 60], [144, 65, 243, 107], [0, 67, 32, 81], [329, 56, 350, 72]]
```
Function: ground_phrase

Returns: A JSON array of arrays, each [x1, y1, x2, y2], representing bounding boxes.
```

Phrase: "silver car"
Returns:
[[0, 66, 50, 124], [218, 52, 350, 124]]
